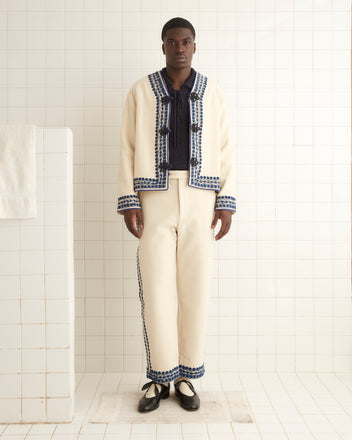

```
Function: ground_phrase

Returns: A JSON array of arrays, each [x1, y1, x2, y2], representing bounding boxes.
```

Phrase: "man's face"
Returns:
[[162, 27, 196, 70]]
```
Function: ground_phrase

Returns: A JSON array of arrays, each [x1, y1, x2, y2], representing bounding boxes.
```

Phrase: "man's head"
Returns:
[[161, 17, 196, 71], [161, 17, 196, 42]]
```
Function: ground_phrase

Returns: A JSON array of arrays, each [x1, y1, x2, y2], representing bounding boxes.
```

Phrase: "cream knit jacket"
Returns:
[[117, 69, 236, 213]]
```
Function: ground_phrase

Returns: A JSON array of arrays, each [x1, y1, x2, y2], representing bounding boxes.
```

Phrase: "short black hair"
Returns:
[[161, 17, 196, 41]]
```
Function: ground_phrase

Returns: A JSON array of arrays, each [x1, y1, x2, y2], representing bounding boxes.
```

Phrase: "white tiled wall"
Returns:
[[0, 128, 74, 423], [0, 0, 351, 380]]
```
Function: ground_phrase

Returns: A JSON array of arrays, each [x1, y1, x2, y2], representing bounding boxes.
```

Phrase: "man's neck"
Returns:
[[165, 66, 192, 90]]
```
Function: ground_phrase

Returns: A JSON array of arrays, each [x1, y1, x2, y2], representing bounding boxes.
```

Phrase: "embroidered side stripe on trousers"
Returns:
[[137, 170, 216, 383]]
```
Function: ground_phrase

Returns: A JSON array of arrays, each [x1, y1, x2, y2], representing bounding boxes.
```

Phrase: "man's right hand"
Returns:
[[123, 208, 144, 239]]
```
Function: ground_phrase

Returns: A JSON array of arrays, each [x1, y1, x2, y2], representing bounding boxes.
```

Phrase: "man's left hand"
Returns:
[[211, 210, 234, 241]]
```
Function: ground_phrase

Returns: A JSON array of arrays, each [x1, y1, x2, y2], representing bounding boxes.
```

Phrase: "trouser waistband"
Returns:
[[168, 170, 189, 179]]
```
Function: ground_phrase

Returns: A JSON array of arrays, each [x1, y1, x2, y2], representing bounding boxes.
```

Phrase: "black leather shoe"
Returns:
[[174, 379, 200, 411], [138, 381, 170, 413]]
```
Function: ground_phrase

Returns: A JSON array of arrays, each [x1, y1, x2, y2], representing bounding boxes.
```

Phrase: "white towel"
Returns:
[[0, 125, 37, 218]]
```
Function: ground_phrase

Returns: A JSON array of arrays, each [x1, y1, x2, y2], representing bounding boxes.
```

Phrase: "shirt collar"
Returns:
[[161, 67, 196, 91]]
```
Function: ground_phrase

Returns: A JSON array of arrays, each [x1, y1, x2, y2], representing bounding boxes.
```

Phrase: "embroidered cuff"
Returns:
[[215, 195, 236, 212], [117, 194, 141, 213]]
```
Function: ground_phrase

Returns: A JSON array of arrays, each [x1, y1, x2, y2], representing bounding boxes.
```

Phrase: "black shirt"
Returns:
[[161, 67, 196, 170]]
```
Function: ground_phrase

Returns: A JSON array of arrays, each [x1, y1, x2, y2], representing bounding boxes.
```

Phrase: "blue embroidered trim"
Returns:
[[190, 176, 220, 191], [189, 73, 205, 185], [137, 247, 152, 372], [146, 363, 205, 382], [132, 70, 220, 192], [179, 364, 205, 379], [147, 366, 180, 383], [136, 71, 170, 192], [187, 73, 221, 190], [134, 177, 168, 191], [215, 195, 236, 212], [117, 194, 141, 212], [137, 242, 205, 383]]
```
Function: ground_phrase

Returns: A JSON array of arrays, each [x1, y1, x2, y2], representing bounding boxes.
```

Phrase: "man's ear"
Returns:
[[162, 43, 165, 54], [193, 42, 196, 54]]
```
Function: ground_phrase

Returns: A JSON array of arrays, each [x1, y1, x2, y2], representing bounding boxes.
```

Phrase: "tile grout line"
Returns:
[[315, 372, 350, 438], [276, 372, 321, 440], [274, 0, 278, 379], [43, 0, 48, 425], [257, 372, 295, 440], [295, 372, 344, 440], [330, 0, 336, 375], [83, 0, 87, 376], [234, 372, 263, 440], [292, 0, 297, 376], [102, 0, 106, 380], [76, 372, 105, 438]]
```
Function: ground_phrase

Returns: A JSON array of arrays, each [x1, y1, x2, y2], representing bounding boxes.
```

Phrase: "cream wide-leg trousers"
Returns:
[[137, 171, 216, 383]]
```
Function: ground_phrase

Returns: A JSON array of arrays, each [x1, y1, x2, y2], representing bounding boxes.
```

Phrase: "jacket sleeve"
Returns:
[[215, 87, 236, 212], [117, 85, 142, 214]]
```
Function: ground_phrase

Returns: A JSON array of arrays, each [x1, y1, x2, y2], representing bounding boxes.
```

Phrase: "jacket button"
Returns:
[[159, 162, 170, 171], [190, 123, 200, 133], [189, 92, 200, 101], [159, 127, 170, 136], [161, 96, 171, 104], [190, 157, 199, 167]]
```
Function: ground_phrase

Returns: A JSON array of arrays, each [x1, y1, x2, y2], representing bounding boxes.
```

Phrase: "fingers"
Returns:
[[135, 209, 144, 233], [214, 217, 230, 240], [124, 209, 143, 239], [211, 211, 221, 229], [125, 216, 140, 238], [213, 210, 233, 241]]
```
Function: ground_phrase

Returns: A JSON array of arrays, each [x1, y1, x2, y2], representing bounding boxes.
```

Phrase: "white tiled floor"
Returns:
[[0, 372, 351, 440]]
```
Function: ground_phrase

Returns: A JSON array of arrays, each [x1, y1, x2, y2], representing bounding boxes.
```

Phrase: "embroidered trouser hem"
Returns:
[[146, 364, 205, 383], [137, 171, 216, 382]]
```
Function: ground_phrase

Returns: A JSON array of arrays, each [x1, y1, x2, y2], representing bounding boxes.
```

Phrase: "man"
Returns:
[[117, 17, 236, 413]]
